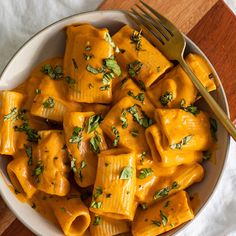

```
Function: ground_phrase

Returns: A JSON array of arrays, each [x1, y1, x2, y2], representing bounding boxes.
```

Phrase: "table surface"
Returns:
[[0, 0, 235, 235]]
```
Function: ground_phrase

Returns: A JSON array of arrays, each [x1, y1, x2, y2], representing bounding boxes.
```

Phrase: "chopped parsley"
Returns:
[[209, 118, 217, 140], [100, 85, 110, 91], [70, 156, 77, 173], [33, 161, 44, 182], [93, 216, 101, 226], [130, 29, 143, 51], [41, 64, 63, 80], [180, 99, 200, 116], [127, 104, 153, 128], [85, 45, 91, 51], [164, 200, 170, 208], [60, 207, 66, 212], [159, 91, 173, 106], [14, 122, 39, 142], [90, 132, 101, 153], [120, 110, 128, 129], [137, 80, 146, 91], [69, 126, 83, 148], [130, 129, 139, 137], [120, 77, 129, 88], [72, 58, 78, 69], [153, 181, 180, 200], [127, 90, 145, 102], [94, 187, 103, 199], [91, 187, 103, 209], [170, 135, 192, 150], [140, 151, 147, 164], [3, 107, 17, 121], [78, 160, 87, 182], [65, 76, 76, 85], [104, 57, 121, 77], [83, 53, 94, 61], [119, 166, 133, 180], [160, 210, 168, 226], [105, 32, 119, 53], [87, 115, 102, 133], [86, 64, 101, 74], [24, 144, 33, 166], [35, 89, 41, 94], [90, 201, 102, 209], [138, 168, 153, 179], [127, 60, 143, 78], [43, 97, 55, 109], [111, 126, 120, 147], [152, 220, 161, 227]]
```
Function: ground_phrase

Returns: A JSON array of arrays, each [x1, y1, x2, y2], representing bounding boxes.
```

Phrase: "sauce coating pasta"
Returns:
[[0, 24, 217, 236]]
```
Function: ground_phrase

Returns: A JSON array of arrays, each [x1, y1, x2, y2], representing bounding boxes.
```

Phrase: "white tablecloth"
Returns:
[[0, 1, 235, 235]]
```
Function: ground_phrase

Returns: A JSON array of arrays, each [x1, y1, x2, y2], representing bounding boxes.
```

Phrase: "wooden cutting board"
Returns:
[[1, 0, 235, 235]]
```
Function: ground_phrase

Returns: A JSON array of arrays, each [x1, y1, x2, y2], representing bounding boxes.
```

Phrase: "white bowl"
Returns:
[[0, 10, 230, 236]]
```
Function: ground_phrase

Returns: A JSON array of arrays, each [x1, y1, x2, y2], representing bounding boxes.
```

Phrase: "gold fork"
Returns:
[[126, 0, 236, 141]]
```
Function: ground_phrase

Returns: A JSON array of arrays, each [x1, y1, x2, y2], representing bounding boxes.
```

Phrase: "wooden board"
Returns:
[[1, 0, 235, 235]]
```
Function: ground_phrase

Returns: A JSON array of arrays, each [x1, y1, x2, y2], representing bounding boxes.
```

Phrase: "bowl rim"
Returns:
[[0, 9, 231, 236]]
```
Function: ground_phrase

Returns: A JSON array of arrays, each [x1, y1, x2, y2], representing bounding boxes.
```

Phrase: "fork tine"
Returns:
[[131, 8, 166, 44], [125, 11, 165, 50], [135, 4, 170, 41], [139, 0, 175, 36]]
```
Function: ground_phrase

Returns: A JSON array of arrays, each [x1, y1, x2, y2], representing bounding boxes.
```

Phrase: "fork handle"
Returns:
[[179, 58, 236, 141]]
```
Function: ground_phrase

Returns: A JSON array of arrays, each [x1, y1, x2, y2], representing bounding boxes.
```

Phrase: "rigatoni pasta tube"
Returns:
[[90, 148, 136, 220], [0, 91, 24, 155], [145, 124, 202, 167], [155, 109, 214, 151], [112, 25, 172, 87], [7, 150, 37, 199], [63, 112, 107, 187], [33, 130, 70, 196], [49, 194, 91, 236], [64, 24, 116, 104], [132, 191, 194, 236]]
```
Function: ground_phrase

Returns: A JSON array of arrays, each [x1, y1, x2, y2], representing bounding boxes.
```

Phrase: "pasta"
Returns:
[[0, 23, 217, 236]]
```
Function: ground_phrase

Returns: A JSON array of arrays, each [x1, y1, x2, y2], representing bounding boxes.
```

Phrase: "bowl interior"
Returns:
[[0, 10, 230, 236]]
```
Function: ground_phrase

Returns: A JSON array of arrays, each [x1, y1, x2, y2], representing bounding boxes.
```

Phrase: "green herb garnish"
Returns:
[[153, 182, 180, 200], [91, 201, 102, 209], [65, 76, 76, 85], [159, 91, 173, 106], [160, 210, 168, 226], [83, 53, 94, 61], [130, 30, 143, 51], [78, 160, 87, 182], [127, 104, 153, 128], [35, 89, 41, 94], [120, 166, 133, 180], [93, 216, 101, 225], [3, 107, 17, 121], [14, 122, 39, 142], [111, 126, 120, 147], [170, 135, 192, 150], [127, 60, 143, 78], [138, 168, 153, 179], [90, 132, 101, 153], [33, 161, 44, 181], [152, 220, 161, 227], [69, 126, 83, 147], [43, 97, 55, 109], [104, 57, 121, 76], [41, 64, 63, 80], [127, 90, 145, 102], [24, 144, 33, 166], [86, 64, 100, 74], [100, 85, 110, 91], [87, 115, 102, 133], [120, 110, 128, 129]]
